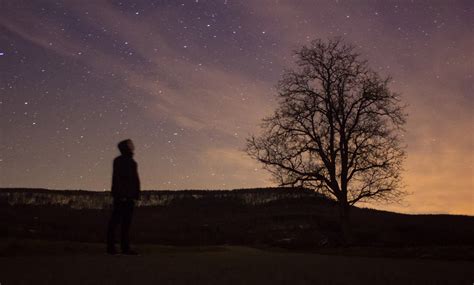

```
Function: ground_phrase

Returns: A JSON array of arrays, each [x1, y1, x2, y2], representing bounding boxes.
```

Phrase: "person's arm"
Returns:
[[111, 158, 119, 198], [113, 158, 129, 199], [132, 161, 141, 200]]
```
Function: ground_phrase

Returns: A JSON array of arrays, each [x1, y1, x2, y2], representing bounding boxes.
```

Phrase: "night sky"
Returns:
[[1, 1, 472, 215]]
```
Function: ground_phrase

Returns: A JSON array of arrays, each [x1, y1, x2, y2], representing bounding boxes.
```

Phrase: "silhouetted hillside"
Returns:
[[1, 187, 473, 258]]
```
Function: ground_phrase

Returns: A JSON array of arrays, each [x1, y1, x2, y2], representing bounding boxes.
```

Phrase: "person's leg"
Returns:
[[106, 199, 121, 253], [120, 200, 134, 253]]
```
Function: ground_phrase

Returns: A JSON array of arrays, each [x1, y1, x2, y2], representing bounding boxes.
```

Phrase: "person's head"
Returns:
[[118, 139, 135, 155]]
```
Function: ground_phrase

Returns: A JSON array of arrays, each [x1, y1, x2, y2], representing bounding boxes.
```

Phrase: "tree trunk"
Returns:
[[339, 202, 352, 245]]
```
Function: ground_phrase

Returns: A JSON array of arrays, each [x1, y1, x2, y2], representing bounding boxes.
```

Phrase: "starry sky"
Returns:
[[1, 0, 473, 215]]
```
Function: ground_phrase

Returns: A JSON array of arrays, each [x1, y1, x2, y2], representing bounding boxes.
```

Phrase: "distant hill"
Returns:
[[1, 187, 473, 259], [0, 187, 331, 209]]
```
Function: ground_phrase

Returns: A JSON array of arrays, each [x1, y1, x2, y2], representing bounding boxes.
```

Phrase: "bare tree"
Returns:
[[246, 38, 407, 238]]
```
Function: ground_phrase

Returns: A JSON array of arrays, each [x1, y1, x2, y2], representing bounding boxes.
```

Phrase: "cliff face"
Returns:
[[0, 187, 330, 210]]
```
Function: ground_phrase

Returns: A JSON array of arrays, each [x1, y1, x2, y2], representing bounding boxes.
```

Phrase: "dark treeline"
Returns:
[[0, 187, 331, 209]]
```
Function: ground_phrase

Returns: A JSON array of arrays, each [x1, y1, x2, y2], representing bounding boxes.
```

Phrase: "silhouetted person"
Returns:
[[107, 139, 140, 255]]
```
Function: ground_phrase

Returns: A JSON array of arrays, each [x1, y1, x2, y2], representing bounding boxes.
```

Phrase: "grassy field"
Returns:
[[1, 239, 473, 285]]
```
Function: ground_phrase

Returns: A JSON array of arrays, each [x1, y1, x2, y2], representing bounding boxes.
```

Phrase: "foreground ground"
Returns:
[[1, 239, 473, 285]]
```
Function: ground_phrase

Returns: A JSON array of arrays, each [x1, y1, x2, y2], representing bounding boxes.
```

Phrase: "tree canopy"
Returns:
[[246, 38, 407, 209]]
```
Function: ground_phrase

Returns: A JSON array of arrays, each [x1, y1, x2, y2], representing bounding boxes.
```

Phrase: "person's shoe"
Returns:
[[122, 249, 139, 256]]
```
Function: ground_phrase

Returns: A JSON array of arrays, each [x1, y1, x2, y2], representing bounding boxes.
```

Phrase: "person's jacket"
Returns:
[[111, 153, 140, 200]]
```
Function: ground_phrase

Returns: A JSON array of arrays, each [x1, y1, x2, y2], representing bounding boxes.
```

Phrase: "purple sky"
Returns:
[[1, 0, 473, 214]]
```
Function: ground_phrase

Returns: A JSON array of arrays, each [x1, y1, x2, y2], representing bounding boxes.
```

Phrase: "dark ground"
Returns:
[[1, 188, 474, 284], [1, 239, 473, 285]]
